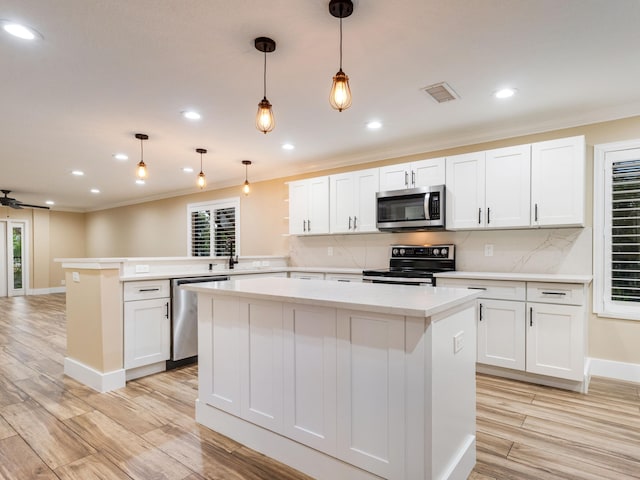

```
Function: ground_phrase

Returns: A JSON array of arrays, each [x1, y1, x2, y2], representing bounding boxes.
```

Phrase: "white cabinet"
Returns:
[[288, 176, 329, 235], [478, 299, 526, 371], [123, 280, 170, 370], [325, 273, 362, 282], [379, 157, 445, 191], [329, 168, 379, 233], [437, 277, 587, 385], [531, 135, 585, 227], [289, 271, 325, 280], [446, 145, 531, 230]]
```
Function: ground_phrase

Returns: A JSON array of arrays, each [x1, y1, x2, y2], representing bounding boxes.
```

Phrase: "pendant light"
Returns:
[[196, 148, 207, 189], [254, 37, 276, 134], [135, 133, 149, 180], [329, 0, 353, 112], [242, 160, 252, 195]]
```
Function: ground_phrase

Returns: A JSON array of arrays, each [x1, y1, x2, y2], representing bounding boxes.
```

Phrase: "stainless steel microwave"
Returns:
[[376, 185, 445, 232]]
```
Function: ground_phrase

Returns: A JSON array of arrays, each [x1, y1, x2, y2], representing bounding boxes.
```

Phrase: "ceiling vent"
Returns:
[[422, 82, 459, 103]]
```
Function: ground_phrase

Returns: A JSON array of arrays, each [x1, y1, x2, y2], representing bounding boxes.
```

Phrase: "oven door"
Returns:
[[376, 185, 445, 231]]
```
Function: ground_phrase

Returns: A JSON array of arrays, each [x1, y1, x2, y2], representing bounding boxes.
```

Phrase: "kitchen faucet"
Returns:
[[227, 240, 239, 269]]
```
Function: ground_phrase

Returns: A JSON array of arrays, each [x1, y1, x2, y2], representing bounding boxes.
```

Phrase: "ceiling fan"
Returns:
[[0, 190, 50, 210]]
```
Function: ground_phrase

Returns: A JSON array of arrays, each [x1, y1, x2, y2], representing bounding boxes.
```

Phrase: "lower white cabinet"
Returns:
[[123, 297, 171, 369], [478, 299, 525, 371], [289, 271, 325, 280], [438, 277, 587, 383]]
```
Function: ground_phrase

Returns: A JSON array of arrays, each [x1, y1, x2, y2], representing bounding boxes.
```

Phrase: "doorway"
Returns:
[[0, 220, 27, 297]]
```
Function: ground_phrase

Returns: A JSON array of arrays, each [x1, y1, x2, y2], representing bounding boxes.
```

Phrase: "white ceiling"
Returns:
[[2, 0, 640, 211]]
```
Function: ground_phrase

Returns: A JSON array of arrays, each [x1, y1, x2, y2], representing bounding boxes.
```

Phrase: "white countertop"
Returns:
[[184, 277, 480, 319], [435, 271, 592, 284], [119, 267, 363, 281]]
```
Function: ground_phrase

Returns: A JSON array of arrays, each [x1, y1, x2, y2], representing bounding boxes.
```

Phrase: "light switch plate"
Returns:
[[453, 331, 464, 353], [484, 244, 494, 257], [72, 272, 80, 283], [135, 264, 150, 273]]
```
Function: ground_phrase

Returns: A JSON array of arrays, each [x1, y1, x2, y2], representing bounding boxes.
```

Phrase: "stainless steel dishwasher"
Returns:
[[169, 275, 229, 368]]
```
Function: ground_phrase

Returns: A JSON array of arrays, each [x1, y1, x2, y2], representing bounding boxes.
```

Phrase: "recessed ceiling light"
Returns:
[[494, 88, 517, 99], [182, 111, 201, 120], [71, 170, 84, 176], [182, 167, 194, 173], [282, 143, 295, 150], [113, 153, 128, 160], [136, 179, 145, 185], [2, 21, 41, 40], [90, 188, 100, 194], [45, 200, 54, 205], [366, 121, 382, 129]]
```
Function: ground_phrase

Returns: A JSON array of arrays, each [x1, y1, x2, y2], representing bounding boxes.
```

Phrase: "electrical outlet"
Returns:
[[453, 331, 464, 353], [72, 272, 80, 283], [328, 246, 334, 256], [135, 264, 150, 273], [484, 244, 494, 257], [60, 279, 66, 286]]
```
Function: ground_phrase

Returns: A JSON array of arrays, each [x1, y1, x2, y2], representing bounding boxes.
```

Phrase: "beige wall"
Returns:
[[85, 179, 289, 257], [49, 211, 86, 287]]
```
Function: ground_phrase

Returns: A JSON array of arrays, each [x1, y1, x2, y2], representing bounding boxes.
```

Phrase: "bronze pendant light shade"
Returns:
[[255, 37, 276, 134], [329, 0, 353, 112]]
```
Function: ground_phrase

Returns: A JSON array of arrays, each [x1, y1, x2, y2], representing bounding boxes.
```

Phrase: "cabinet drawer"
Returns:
[[527, 282, 584, 306], [437, 278, 526, 301], [123, 280, 170, 301], [289, 272, 325, 280], [325, 273, 362, 283]]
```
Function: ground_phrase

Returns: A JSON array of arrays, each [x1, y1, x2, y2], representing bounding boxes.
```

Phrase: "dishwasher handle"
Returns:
[[173, 276, 230, 287]]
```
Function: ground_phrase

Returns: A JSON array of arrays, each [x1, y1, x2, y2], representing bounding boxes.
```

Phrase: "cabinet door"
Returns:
[[336, 310, 405, 479], [485, 145, 531, 228], [283, 304, 337, 454], [446, 151, 486, 229], [288, 180, 308, 235], [329, 172, 355, 233], [353, 168, 379, 232], [379, 162, 410, 191], [411, 157, 445, 188], [307, 176, 330, 234], [477, 299, 525, 370], [526, 303, 584, 381], [240, 299, 285, 432], [123, 298, 170, 369], [531, 135, 585, 227], [198, 295, 242, 415]]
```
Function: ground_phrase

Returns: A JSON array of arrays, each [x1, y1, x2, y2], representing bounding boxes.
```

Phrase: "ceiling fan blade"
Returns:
[[18, 203, 50, 210]]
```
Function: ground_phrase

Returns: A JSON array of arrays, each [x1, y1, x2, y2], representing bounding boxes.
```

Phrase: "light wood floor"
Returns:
[[0, 294, 639, 479]]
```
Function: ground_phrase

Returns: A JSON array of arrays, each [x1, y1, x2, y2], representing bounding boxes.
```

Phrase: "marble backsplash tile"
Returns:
[[289, 227, 592, 275]]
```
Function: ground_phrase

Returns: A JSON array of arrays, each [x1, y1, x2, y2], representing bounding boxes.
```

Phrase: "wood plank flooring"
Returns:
[[0, 294, 639, 479]]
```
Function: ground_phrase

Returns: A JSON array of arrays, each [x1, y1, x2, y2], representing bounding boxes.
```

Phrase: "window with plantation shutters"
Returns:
[[594, 141, 640, 320], [187, 198, 240, 258]]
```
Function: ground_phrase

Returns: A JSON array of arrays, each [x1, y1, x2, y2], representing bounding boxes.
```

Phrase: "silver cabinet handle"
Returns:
[[535, 203, 538, 222], [478, 207, 482, 224], [404, 171, 409, 188], [138, 288, 160, 292], [353, 216, 357, 229], [411, 170, 416, 186], [541, 291, 567, 296], [487, 207, 491, 224], [302, 220, 306, 232], [468, 287, 487, 290], [307, 219, 310, 231], [348, 216, 352, 230], [530, 307, 533, 327], [479, 303, 483, 321], [165, 302, 169, 319]]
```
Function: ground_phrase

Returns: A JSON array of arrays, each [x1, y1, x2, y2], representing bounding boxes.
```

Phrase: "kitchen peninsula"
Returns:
[[186, 277, 480, 480]]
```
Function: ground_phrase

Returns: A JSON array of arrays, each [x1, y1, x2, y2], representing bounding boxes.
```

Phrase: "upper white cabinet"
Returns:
[[379, 157, 445, 192], [531, 135, 585, 227], [446, 145, 531, 230], [288, 176, 330, 235], [329, 168, 379, 233]]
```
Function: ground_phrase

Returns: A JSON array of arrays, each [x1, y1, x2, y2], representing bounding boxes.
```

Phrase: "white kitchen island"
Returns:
[[186, 277, 480, 480]]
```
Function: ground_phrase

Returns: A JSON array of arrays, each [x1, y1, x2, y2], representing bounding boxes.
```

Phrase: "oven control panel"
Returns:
[[390, 244, 454, 259]]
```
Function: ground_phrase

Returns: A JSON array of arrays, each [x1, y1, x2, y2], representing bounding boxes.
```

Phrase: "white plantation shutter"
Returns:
[[594, 141, 640, 320], [610, 159, 640, 303], [188, 198, 240, 257]]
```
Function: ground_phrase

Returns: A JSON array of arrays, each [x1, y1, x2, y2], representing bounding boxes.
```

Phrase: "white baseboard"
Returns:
[[28, 287, 66, 295], [64, 357, 125, 393], [588, 357, 640, 384], [125, 361, 166, 381]]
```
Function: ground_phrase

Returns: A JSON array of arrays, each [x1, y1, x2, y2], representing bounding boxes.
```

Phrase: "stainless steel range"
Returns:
[[362, 244, 455, 286]]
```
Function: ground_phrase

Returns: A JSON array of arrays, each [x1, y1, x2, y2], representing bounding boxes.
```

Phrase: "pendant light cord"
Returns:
[[200, 152, 203, 172], [339, 16, 343, 71], [139, 138, 144, 162], [263, 51, 267, 99]]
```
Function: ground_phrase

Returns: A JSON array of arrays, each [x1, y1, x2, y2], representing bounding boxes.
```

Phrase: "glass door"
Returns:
[[0, 222, 6, 297], [9, 222, 25, 296]]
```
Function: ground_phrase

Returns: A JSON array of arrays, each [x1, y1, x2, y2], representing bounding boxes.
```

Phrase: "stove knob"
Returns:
[[399, 248, 405, 255], [392, 248, 398, 255], [433, 248, 440, 256], [441, 248, 448, 257]]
